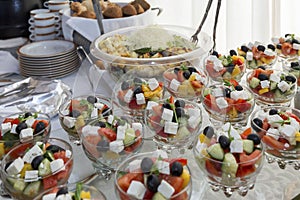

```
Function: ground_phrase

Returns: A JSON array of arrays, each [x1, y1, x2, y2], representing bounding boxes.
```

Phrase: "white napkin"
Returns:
[[0, 51, 20, 74]]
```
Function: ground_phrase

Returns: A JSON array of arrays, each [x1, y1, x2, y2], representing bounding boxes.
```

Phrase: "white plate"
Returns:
[[18, 49, 77, 61], [18, 40, 76, 57], [20, 59, 80, 72]]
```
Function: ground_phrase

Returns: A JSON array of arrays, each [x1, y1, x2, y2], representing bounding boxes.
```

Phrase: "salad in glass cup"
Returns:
[[0, 112, 50, 160], [114, 151, 192, 200], [58, 95, 112, 142], [163, 64, 207, 101], [282, 59, 300, 86], [80, 115, 143, 179], [193, 124, 264, 197], [246, 68, 297, 106], [250, 106, 300, 170], [145, 96, 202, 153], [272, 34, 300, 60], [0, 138, 73, 200]]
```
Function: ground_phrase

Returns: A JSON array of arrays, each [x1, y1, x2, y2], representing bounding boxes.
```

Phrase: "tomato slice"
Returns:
[[163, 158, 188, 166], [234, 99, 252, 113], [262, 135, 286, 150], [205, 159, 222, 177], [117, 173, 144, 192], [164, 72, 177, 82], [240, 127, 253, 139], [43, 176, 58, 190], [286, 112, 300, 123], [239, 150, 262, 167], [98, 127, 117, 141], [162, 175, 184, 194], [177, 70, 185, 82], [236, 164, 256, 177], [203, 94, 219, 112], [3, 118, 20, 125], [152, 105, 162, 116]]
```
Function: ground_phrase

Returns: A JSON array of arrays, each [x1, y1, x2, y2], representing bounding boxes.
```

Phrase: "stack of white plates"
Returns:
[[17, 40, 80, 78]]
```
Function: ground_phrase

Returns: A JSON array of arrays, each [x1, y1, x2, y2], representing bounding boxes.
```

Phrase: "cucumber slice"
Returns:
[[207, 143, 224, 160], [23, 181, 41, 197], [270, 81, 277, 91], [38, 158, 51, 177], [203, 88, 211, 96], [249, 77, 260, 89], [221, 153, 238, 178], [176, 126, 191, 139], [222, 71, 232, 79], [123, 128, 136, 147], [243, 139, 254, 154], [248, 60, 257, 69], [44, 151, 55, 162], [13, 180, 27, 192], [152, 192, 167, 200]]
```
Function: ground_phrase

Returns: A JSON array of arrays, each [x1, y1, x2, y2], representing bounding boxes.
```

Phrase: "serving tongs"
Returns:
[[191, 0, 222, 51]]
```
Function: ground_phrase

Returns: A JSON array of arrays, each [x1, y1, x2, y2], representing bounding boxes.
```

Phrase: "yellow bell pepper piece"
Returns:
[[180, 168, 190, 189], [80, 191, 91, 199], [199, 133, 205, 143], [142, 84, 150, 92], [0, 143, 4, 159], [228, 107, 238, 119], [295, 132, 300, 142], [231, 65, 241, 78], [20, 164, 33, 178], [258, 88, 269, 95]]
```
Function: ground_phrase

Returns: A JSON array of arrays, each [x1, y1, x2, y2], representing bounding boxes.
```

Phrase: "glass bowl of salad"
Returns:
[[58, 95, 112, 143], [144, 96, 202, 153], [272, 34, 300, 60], [0, 112, 51, 160], [201, 81, 255, 128], [193, 125, 265, 197], [90, 24, 213, 80], [246, 68, 297, 106], [0, 137, 73, 200], [250, 106, 300, 170], [33, 183, 106, 200], [114, 151, 192, 200], [80, 115, 143, 180], [163, 64, 207, 101], [282, 59, 300, 87], [204, 50, 246, 83]]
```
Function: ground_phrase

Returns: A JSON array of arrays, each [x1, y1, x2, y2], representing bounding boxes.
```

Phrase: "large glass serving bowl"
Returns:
[[90, 25, 213, 80], [58, 95, 112, 142], [250, 106, 300, 170], [246, 69, 297, 106], [193, 125, 264, 197], [80, 115, 143, 180], [114, 151, 192, 200], [0, 138, 73, 200], [0, 112, 51, 160]]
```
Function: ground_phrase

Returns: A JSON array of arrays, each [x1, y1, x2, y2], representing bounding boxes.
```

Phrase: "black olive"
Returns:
[[141, 157, 154, 173], [203, 126, 214, 139], [292, 39, 300, 44], [133, 78, 143, 85], [56, 187, 69, 197], [16, 122, 27, 135], [71, 110, 81, 118], [4, 161, 13, 171], [101, 107, 111, 117], [95, 121, 106, 128], [235, 85, 243, 91], [247, 134, 261, 145], [121, 81, 130, 91], [162, 103, 172, 110], [226, 63, 235, 74], [218, 135, 231, 149], [269, 108, 278, 115], [175, 107, 185, 118], [133, 86, 143, 95], [291, 62, 300, 69], [267, 44, 276, 51], [211, 51, 219, 57], [285, 75, 296, 83], [229, 50, 237, 56], [224, 88, 231, 98], [31, 155, 44, 170], [276, 44, 282, 49], [174, 100, 185, 108], [257, 45, 266, 52], [147, 174, 160, 192], [258, 73, 268, 81], [241, 45, 249, 53], [24, 112, 33, 118], [251, 118, 263, 132], [285, 33, 291, 38], [87, 96, 97, 104], [170, 161, 183, 176], [188, 67, 197, 74], [174, 67, 180, 74], [258, 66, 266, 70], [183, 70, 191, 79], [46, 145, 64, 153], [96, 140, 109, 152], [34, 121, 46, 135]]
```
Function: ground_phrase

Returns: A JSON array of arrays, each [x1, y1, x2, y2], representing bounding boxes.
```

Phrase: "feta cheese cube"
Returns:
[[266, 128, 280, 140], [293, 43, 300, 50], [124, 89, 133, 103], [271, 37, 280, 44], [195, 141, 207, 152], [136, 93, 146, 105], [216, 97, 228, 109], [157, 160, 170, 175], [153, 150, 168, 159], [257, 111, 268, 121], [10, 124, 17, 134], [230, 90, 249, 100], [127, 181, 147, 199], [169, 79, 180, 91], [129, 159, 142, 173], [164, 122, 178, 135], [268, 114, 283, 128], [56, 194, 72, 200], [269, 73, 281, 83], [264, 49, 275, 56], [187, 108, 200, 118], [107, 115, 115, 125], [158, 180, 175, 199], [188, 116, 201, 129], [20, 128, 33, 141], [246, 52, 253, 61], [50, 159, 65, 173], [278, 81, 290, 92], [24, 170, 39, 182], [213, 59, 224, 72], [22, 144, 44, 163], [212, 88, 224, 97], [63, 116, 76, 129], [109, 140, 124, 153], [42, 193, 56, 200], [161, 108, 173, 122], [81, 125, 99, 135], [1, 122, 11, 135], [221, 123, 241, 139], [146, 101, 159, 110], [90, 107, 98, 118], [254, 41, 261, 47], [25, 117, 35, 128], [290, 117, 300, 132], [260, 80, 270, 89], [6, 157, 24, 175], [65, 150, 72, 158], [248, 42, 254, 49], [279, 124, 297, 145], [207, 55, 219, 62], [230, 139, 244, 153], [94, 102, 104, 110], [148, 78, 159, 91], [117, 125, 126, 140], [132, 123, 143, 133]]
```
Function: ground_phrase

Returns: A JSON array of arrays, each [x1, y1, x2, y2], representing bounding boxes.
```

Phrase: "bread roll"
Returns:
[[122, 4, 137, 16]]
